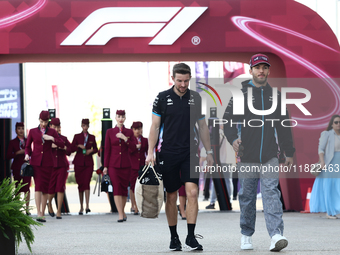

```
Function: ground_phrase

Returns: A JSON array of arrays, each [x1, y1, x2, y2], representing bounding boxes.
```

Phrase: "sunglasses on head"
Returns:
[[334, 121, 340, 124]]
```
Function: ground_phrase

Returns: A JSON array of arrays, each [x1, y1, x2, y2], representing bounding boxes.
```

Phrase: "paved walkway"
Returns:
[[27, 183, 259, 215], [17, 184, 340, 254], [18, 210, 340, 254]]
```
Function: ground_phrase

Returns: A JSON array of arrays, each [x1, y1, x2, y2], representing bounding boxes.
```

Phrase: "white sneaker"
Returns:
[[326, 214, 338, 219], [270, 234, 288, 252], [241, 235, 253, 250]]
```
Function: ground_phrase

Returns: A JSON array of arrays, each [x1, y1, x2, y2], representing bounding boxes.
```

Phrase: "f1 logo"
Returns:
[[61, 7, 207, 46]]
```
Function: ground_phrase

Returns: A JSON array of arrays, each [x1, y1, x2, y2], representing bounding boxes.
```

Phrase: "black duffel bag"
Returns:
[[137, 164, 162, 185], [20, 162, 34, 177]]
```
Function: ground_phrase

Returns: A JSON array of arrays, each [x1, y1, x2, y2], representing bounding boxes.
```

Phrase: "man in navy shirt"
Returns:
[[146, 63, 214, 251]]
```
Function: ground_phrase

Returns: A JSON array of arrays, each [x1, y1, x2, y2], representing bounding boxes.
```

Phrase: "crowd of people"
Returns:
[[7, 111, 148, 223], [6, 57, 340, 253]]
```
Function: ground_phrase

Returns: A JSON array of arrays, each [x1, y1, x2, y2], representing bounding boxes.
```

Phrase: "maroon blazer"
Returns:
[[7, 137, 27, 171], [129, 136, 148, 170], [104, 126, 135, 168], [52, 134, 72, 169], [71, 132, 98, 166], [25, 126, 64, 167]]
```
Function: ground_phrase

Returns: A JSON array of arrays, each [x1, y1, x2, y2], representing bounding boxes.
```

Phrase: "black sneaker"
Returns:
[[205, 203, 215, 209], [185, 234, 203, 251], [169, 236, 182, 251]]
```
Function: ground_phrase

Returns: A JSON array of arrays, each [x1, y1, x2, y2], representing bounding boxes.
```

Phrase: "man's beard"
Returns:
[[176, 86, 188, 94], [253, 76, 267, 85]]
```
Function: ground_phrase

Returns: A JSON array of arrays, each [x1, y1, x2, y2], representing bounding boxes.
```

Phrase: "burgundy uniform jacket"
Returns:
[[7, 137, 27, 171], [25, 126, 64, 167], [52, 134, 72, 169], [129, 136, 148, 170], [71, 132, 98, 166], [104, 126, 135, 168]]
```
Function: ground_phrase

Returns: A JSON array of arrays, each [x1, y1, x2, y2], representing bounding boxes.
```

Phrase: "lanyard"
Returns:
[[84, 133, 89, 146], [39, 125, 47, 143], [119, 126, 123, 143], [137, 137, 141, 150]]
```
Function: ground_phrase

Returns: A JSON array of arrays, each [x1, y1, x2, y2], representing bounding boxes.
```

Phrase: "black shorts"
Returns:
[[158, 151, 199, 193]]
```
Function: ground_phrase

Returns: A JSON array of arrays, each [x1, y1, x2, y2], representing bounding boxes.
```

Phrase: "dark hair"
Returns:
[[172, 63, 191, 77], [326, 114, 340, 131]]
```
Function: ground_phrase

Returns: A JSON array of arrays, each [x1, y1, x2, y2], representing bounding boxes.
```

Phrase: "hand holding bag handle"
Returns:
[[149, 164, 161, 184], [139, 162, 161, 184]]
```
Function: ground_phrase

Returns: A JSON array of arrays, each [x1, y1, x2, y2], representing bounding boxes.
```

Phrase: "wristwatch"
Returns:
[[206, 150, 213, 155]]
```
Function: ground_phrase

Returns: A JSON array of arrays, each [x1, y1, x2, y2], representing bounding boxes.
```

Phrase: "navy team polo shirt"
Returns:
[[152, 86, 205, 154]]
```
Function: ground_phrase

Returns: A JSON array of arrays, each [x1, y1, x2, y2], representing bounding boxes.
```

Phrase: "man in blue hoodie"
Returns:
[[223, 54, 295, 252]]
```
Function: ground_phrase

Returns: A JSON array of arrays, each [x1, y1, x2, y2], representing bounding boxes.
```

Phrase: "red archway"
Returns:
[[1, 0, 340, 211]]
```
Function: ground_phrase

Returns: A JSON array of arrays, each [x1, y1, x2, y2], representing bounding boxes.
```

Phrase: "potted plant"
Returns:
[[0, 178, 42, 254]]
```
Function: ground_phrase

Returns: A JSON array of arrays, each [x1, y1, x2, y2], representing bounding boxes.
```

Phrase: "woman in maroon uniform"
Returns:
[[71, 119, 98, 215], [47, 118, 72, 219], [129, 121, 148, 215], [103, 110, 135, 222], [24, 111, 64, 222], [7, 122, 31, 214]]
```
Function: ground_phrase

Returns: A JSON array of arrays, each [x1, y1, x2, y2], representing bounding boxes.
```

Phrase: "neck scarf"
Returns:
[[18, 137, 25, 149]]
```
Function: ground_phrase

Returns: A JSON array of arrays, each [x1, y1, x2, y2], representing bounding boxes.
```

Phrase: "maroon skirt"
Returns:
[[108, 167, 131, 196], [13, 168, 32, 193], [33, 165, 53, 193], [74, 165, 93, 192], [178, 184, 186, 197], [129, 168, 139, 193], [48, 167, 68, 194]]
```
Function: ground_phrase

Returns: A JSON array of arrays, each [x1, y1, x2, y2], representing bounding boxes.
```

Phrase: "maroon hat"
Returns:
[[82, 119, 90, 125], [15, 122, 24, 129], [39, 110, 50, 121], [50, 118, 61, 126], [116, 110, 126, 116], [131, 121, 143, 129], [249, 54, 271, 68]]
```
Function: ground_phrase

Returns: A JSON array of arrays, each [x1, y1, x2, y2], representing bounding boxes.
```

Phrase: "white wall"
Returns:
[[24, 62, 169, 144], [24, 61, 209, 144]]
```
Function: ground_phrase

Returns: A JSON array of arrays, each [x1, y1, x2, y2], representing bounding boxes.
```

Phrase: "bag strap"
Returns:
[[139, 163, 151, 180], [149, 165, 161, 183], [139, 163, 161, 183]]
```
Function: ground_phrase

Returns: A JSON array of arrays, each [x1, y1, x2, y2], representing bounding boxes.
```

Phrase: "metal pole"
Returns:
[[101, 108, 117, 213], [208, 107, 232, 211]]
